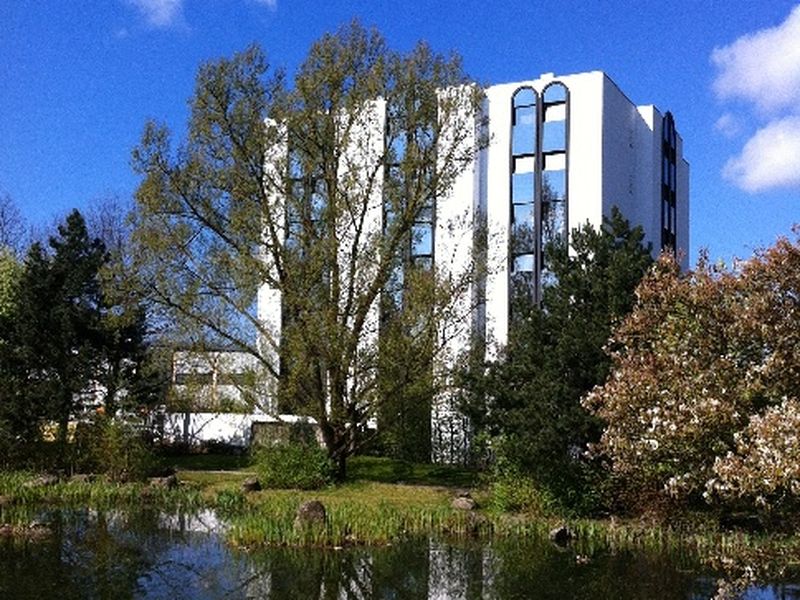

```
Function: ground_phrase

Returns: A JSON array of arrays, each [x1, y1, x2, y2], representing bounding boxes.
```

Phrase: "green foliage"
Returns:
[[0, 210, 155, 468], [255, 424, 333, 489], [0, 471, 202, 510], [215, 488, 247, 515], [488, 466, 556, 516], [376, 267, 437, 462], [345, 455, 476, 487], [0, 247, 20, 318], [130, 22, 485, 478], [226, 487, 488, 547], [461, 208, 654, 514], [73, 417, 155, 482], [586, 229, 800, 518]]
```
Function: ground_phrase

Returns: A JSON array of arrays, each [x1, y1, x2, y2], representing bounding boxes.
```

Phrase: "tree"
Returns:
[[0, 192, 24, 253], [12, 210, 109, 447], [0, 248, 31, 464], [461, 208, 654, 511], [0, 247, 20, 318], [86, 197, 158, 415], [9, 211, 152, 451], [130, 23, 484, 476], [585, 228, 800, 516]]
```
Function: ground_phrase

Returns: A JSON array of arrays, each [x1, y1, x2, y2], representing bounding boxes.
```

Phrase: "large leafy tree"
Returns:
[[130, 23, 484, 476], [0, 192, 24, 253], [586, 228, 800, 516], [0, 247, 30, 462], [462, 208, 653, 510]]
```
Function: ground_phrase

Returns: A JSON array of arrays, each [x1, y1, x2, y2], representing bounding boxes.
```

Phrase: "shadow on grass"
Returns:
[[346, 456, 476, 488], [156, 452, 253, 472]]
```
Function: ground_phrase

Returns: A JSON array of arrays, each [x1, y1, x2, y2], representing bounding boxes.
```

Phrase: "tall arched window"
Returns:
[[540, 82, 569, 288], [509, 82, 569, 313], [661, 112, 677, 253], [510, 87, 538, 304]]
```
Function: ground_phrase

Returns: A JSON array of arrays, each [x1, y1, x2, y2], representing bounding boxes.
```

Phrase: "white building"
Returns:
[[480, 71, 689, 356], [430, 71, 687, 460], [180, 71, 689, 461]]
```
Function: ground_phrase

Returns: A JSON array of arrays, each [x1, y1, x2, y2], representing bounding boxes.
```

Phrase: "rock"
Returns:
[[70, 473, 95, 483], [451, 492, 478, 511], [294, 500, 327, 529], [0, 522, 52, 541], [549, 524, 574, 546], [149, 474, 179, 489], [25, 524, 53, 541], [241, 477, 261, 493], [23, 474, 59, 488]]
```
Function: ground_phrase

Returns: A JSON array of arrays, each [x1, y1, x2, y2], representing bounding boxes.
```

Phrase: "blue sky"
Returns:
[[1, 0, 799, 263]]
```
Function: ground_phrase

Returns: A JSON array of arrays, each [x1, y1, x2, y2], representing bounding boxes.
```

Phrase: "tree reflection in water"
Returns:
[[2, 509, 800, 599]]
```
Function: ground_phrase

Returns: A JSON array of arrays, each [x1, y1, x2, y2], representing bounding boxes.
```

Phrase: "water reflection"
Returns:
[[1, 508, 799, 599]]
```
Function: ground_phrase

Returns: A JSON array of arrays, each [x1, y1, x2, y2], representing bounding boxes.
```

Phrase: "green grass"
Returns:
[[0, 471, 203, 511], [6, 453, 794, 554], [226, 481, 489, 548]]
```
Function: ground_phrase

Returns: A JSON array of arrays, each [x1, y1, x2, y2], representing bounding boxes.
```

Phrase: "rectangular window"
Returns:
[[513, 253, 535, 272], [541, 120, 566, 153], [512, 172, 535, 204], [544, 103, 566, 122], [411, 224, 433, 257], [542, 199, 566, 242], [513, 202, 533, 226], [514, 155, 535, 173], [511, 221, 535, 255], [512, 124, 536, 156], [543, 169, 566, 202]]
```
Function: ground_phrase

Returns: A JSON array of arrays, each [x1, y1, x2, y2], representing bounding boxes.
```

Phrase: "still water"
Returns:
[[0, 508, 797, 599]]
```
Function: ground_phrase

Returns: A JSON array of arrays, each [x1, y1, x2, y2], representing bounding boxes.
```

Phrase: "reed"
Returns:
[[0, 472, 203, 511], [227, 497, 492, 548]]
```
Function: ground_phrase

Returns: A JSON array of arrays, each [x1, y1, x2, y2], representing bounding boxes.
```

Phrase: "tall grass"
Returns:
[[227, 496, 492, 548], [0, 472, 203, 511]]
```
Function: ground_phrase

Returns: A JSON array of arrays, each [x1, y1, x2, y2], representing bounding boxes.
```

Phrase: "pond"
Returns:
[[0, 508, 798, 599]]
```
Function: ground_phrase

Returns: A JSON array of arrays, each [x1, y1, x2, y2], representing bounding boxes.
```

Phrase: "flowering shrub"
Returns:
[[707, 397, 800, 510], [585, 229, 800, 515]]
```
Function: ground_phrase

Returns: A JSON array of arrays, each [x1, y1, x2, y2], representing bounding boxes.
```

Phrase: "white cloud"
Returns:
[[128, 0, 184, 28], [714, 112, 741, 138], [712, 5, 800, 193], [711, 5, 800, 115], [722, 116, 800, 193]]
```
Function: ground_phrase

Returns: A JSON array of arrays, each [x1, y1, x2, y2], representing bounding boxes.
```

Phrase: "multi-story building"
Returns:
[[181, 70, 689, 461], [481, 71, 689, 355], [426, 71, 689, 461]]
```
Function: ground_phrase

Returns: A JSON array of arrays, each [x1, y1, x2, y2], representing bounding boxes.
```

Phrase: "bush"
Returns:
[[254, 435, 333, 490], [587, 235, 800, 518], [73, 416, 154, 481]]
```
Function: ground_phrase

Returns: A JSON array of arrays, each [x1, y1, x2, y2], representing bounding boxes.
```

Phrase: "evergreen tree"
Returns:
[[11, 211, 151, 452], [462, 208, 653, 511], [13, 211, 108, 446]]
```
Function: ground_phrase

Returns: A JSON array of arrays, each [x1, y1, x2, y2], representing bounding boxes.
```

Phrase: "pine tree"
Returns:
[[462, 207, 653, 511]]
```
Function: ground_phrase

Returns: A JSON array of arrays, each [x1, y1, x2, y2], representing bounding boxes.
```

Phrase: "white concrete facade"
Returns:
[[229, 71, 688, 462], [482, 71, 689, 358]]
